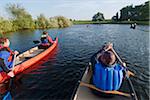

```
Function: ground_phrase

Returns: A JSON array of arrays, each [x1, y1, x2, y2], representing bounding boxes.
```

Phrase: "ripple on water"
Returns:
[[7, 24, 149, 100]]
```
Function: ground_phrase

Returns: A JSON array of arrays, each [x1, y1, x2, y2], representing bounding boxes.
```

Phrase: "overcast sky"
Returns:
[[0, 0, 148, 20]]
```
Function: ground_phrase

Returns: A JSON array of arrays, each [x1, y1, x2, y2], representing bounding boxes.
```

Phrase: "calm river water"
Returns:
[[4, 24, 149, 100]]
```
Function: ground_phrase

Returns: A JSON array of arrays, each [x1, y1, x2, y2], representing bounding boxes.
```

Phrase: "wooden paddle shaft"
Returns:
[[111, 48, 135, 76], [111, 48, 138, 100], [111, 48, 124, 65], [12, 53, 17, 71], [80, 81, 131, 97]]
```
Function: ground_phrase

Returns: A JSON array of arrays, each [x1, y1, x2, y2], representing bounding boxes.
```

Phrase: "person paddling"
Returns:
[[130, 23, 136, 29], [39, 31, 54, 49], [0, 38, 19, 77], [90, 43, 125, 96]]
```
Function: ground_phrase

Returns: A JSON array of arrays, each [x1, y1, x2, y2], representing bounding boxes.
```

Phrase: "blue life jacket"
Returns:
[[93, 63, 124, 91], [41, 35, 49, 44], [0, 51, 13, 72], [2, 92, 12, 100], [41, 38, 48, 44]]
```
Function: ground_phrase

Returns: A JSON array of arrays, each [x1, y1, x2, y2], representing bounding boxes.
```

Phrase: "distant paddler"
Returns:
[[38, 31, 54, 49], [130, 22, 136, 29]]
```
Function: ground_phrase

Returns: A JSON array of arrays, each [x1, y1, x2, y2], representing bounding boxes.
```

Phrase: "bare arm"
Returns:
[[47, 36, 54, 44]]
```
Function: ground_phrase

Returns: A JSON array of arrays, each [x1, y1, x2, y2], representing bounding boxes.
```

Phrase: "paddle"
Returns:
[[80, 81, 131, 97], [2, 53, 17, 100], [7, 53, 17, 90], [12, 53, 17, 72], [33, 40, 40, 44], [111, 48, 138, 100]]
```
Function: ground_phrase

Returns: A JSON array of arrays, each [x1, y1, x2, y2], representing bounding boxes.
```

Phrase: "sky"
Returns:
[[0, 0, 148, 20]]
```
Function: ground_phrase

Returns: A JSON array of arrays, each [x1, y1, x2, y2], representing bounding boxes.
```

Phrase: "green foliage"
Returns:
[[49, 17, 59, 28], [56, 16, 72, 28], [73, 20, 149, 25], [35, 15, 72, 29], [112, 12, 119, 21], [0, 17, 13, 33], [6, 4, 34, 30], [119, 1, 149, 21], [36, 14, 48, 29], [0, 4, 72, 33], [92, 12, 105, 21]]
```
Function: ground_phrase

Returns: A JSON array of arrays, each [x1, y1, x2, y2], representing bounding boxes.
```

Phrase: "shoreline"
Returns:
[[73, 20, 149, 25], [1, 20, 149, 34]]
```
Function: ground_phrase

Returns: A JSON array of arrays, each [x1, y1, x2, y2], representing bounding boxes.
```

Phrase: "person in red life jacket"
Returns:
[[0, 38, 19, 77], [90, 43, 125, 96], [39, 31, 54, 49]]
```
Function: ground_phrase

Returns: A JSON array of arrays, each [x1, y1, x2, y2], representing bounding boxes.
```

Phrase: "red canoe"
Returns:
[[0, 37, 58, 83]]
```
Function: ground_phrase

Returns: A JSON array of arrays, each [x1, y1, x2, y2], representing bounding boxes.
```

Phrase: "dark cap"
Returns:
[[43, 31, 48, 34]]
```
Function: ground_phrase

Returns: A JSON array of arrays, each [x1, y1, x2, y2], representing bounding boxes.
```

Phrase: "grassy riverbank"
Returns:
[[73, 20, 149, 25]]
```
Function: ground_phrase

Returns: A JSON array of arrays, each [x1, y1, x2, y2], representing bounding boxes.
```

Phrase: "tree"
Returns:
[[56, 16, 72, 28], [119, 1, 149, 21], [92, 12, 105, 21], [36, 15, 72, 28], [6, 4, 34, 30], [112, 12, 119, 21], [120, 5, 133, 21], [111, 16, 117, 21], [36, 14, 48, 29], [0, 17, 13, 33], [116, 12, 119, 21], [0, 4, 72, 33]]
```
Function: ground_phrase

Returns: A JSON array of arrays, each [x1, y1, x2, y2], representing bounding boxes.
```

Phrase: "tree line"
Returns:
[[112, 1, 149, 21], [0, 4, 72, 34], [92, 1, 149, 22]]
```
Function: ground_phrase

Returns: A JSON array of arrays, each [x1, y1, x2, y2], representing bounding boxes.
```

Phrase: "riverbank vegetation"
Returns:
[[0, 4, 72, 34], [92, 12, 105, 21], [73, 20, 149, 25], [112, 1, 149, 21]]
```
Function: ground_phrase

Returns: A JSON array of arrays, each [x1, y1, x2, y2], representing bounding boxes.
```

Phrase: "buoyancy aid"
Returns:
[[93, 63, 124, 91], [0, 47, 14, 72], [41, 34, 49, 44]]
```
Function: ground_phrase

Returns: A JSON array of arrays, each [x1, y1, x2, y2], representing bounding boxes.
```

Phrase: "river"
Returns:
[[4, 24, 149, 100]]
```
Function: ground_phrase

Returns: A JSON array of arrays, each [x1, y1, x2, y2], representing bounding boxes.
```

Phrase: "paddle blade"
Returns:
[[33, 40, 40, 44]]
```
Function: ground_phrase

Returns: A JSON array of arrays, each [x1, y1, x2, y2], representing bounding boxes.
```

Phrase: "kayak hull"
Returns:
[[0, 37, 58, 83]]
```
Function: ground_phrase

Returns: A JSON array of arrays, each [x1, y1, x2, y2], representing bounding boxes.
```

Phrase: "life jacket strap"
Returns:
[[0, 58, 10, 73]]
